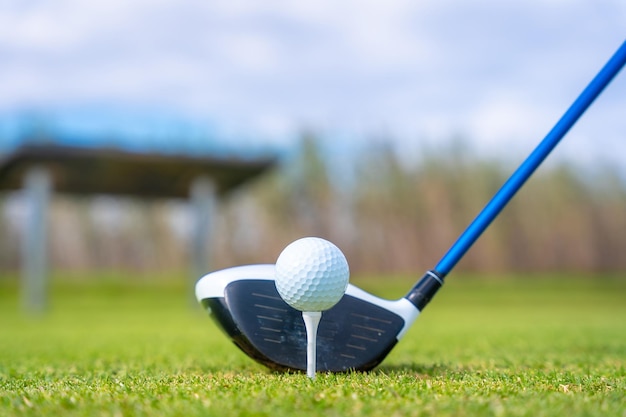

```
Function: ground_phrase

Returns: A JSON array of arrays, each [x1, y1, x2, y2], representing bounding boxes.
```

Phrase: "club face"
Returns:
[[196, 265, 420, 372]]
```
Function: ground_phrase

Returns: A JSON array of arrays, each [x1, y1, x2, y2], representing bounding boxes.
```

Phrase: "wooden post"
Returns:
[[189, 176, 216, 304], [21, 167, 51, 313]]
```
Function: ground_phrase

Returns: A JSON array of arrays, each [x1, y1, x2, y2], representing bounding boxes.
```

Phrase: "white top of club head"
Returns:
[[195, 264, 420, 340]]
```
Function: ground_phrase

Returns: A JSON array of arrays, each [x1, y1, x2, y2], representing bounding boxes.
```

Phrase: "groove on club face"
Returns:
[[200, 279, 405, 372]]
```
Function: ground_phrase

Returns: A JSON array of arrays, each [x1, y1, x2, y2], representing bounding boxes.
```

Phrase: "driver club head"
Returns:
[[195, 264, 422, 372]]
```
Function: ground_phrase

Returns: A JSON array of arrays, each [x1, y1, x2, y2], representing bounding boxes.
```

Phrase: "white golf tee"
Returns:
[[302, 311, 322, 379]]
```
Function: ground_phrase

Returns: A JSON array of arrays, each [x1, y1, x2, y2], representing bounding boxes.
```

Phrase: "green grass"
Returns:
[[1, 272, 625, 416]]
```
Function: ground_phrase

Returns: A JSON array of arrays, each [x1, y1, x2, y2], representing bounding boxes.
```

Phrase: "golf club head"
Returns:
[[195, 264, 420, 372]]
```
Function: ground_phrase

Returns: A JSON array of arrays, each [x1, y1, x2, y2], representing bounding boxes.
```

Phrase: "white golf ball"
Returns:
[[275, 237, 349, 312]]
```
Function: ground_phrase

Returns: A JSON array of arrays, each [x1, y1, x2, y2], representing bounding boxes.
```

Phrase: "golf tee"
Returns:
[[302, 311, 322, 379]]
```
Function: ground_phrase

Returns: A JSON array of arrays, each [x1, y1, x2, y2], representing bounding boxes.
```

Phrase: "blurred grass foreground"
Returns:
[[0, 273, 624, 416]]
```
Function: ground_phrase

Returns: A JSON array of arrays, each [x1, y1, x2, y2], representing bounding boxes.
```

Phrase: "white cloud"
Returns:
[[0, 0, 624, 167]]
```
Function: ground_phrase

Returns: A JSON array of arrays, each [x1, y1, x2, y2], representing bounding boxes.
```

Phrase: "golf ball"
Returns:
[[275, 237, 349, 312]]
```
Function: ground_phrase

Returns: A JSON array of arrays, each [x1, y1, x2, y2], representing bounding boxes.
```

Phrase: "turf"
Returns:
[[0, 273, 624, 416]]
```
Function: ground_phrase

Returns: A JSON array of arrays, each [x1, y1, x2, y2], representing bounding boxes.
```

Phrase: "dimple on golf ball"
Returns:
[[275, 237, 349, 312]]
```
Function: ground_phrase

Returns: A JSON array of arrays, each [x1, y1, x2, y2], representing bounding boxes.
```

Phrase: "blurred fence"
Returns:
[[1, 135, 625, 275]]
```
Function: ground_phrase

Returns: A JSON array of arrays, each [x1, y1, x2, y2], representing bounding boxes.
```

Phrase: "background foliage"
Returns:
[[1, 134, 625, 275]]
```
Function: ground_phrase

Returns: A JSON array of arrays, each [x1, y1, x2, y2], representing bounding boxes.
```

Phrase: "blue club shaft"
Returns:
[[435, 40, 626, 276]]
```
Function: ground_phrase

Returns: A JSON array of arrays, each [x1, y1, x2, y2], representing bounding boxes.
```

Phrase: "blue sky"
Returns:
[[1, 1, 624, 168]]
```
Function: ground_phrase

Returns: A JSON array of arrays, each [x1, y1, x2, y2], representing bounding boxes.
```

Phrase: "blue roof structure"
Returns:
[[0, 107, 276, 160], [0, 107, 278, 198]]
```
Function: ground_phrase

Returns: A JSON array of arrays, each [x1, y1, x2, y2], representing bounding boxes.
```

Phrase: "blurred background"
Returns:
[[1, 1, 625, 277]]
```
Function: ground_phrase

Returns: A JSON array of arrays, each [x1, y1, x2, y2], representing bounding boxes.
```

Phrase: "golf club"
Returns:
[[196, 40, 626, 372]]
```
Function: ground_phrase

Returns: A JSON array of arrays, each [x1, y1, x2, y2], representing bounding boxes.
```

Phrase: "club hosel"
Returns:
[[405, 270, 445, 311]]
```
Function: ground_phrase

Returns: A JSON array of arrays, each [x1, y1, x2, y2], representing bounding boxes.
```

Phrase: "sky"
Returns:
[[0, 0, 625, 169]]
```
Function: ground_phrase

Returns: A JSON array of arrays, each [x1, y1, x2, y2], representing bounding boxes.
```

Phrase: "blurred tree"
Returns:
[[1, 135, 625, 275]]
